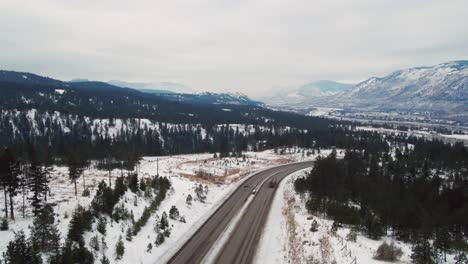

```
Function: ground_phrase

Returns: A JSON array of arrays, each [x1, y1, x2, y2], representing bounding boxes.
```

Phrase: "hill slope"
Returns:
[[334, 60, 468, 113]]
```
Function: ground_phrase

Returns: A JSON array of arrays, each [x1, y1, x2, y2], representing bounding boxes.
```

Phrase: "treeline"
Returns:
[[295, 138, 468, 262]]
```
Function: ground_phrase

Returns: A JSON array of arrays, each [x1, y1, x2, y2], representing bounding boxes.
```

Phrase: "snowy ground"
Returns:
[[0, 148, 315, 263], [256, 166, 459, 264], [354, 126, 468, 145]]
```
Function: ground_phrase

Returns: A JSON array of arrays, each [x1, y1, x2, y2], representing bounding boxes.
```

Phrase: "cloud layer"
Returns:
[[1, 0, 467, 95]]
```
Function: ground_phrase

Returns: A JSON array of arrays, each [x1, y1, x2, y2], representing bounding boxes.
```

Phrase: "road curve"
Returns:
[[167, 161, 313, 264]]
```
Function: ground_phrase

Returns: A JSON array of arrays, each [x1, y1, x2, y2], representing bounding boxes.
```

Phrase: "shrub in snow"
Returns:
[[160, 212, 169, 231], [101, 236, 108, 254], [147, 243, 153, 253], [163, 228, 171, 238], [115, 236, 125, 260], [346, 230, 357, 242], [186, 194, 193, 205], [374, 241, 402, 262], [90, 235, 100, 254], [1, 218, 9, 230], [310, 220, 319, 232], [155, 232, 165, 246], [169, 206, 180, 220], [454, 253, 467, 264], [82, 188, 90, 197], [195, 184, 206, 202], [180, 216, 186, 223]]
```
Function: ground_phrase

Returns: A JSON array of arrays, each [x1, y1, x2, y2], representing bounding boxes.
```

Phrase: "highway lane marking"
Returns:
[[201, 168, 292, 264], [166, 161, 314, 264]]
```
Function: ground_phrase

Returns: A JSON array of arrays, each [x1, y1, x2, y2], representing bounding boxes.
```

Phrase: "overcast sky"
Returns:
[[1, 0, 467, 96]]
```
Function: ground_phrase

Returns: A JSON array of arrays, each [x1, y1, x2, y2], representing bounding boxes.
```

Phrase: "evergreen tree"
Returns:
[[411, 238, 437, 264], [160, 212, 169, 231], [115, 236, 125, 260], [97, 216, 107, 235], [42, 145, 54, 202], [30, 204, 61, 254], [2, 231, 42, 264], [67, 205, 93, 243], [89, 235, 100, 255], [434, 227, 451, 262], [67, 152, 84, 197], [100, 255, 110, 264], [1, 148, 20, 220], [1, 217, 9, 230], [27, 144, 46, 215], [126, 227, 133, 241]]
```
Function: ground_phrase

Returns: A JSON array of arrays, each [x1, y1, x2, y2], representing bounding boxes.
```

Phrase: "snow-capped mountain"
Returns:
[[330, 61, 468, 114], [260, 80, 354, 105], [263, 61, 468, 122]]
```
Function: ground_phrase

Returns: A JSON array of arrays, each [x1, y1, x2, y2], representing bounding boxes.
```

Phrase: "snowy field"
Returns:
[[256, 166, 459, 264], [0, 149, 314, 263], [354, 126, 468, 145]]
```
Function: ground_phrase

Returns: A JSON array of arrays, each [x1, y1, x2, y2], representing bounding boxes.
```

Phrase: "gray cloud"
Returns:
[[0, 0, 467, 96]]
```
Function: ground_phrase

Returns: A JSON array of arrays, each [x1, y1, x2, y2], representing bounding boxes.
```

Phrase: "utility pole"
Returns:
[[157, 158, 159, 177]]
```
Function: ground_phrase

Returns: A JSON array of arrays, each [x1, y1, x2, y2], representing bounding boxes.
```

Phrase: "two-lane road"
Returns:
[[168, 161, 313, 264]]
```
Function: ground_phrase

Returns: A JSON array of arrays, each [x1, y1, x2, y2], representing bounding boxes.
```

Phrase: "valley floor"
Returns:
[[0, 149, 312, 264]]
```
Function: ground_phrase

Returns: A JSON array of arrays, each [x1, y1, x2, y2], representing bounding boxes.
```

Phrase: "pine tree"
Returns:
[[3, 231, 42, 264], [1, 148, 20, 220], [27, 144, 46, 216], [100, 255, 110, 264], [30, 204, 61, 254], [434, 227, 451, 262], [411, 238, 437, 264], [126, 227, 133, 241], [1, 217, 9, 230], [67, 205, 93, 243], [89, 235, 100, 254], [42, 145, 54, 202], [115, 236, 125, 260], [67, 152, 84, 197], [160, 212, 169, 231], [0, 149, 10, 219], [97, 216, 107, 235]]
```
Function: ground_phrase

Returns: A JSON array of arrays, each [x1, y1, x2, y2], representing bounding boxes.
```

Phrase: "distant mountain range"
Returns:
[[264, 61, 468, 122], [0, 71, 261, 107], [260, 80, 354, 105], [108, 80, 193, 94], [333, 61, 468, 113], [0, 70, 336, 132]]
